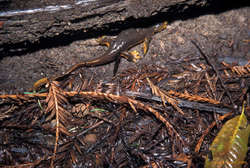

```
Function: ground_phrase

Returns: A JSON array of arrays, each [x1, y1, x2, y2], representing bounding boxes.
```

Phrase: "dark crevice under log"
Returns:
[[0, 0, 248, 57]]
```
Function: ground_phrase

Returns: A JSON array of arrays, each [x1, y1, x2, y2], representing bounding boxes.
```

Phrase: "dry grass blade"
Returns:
[[146, 78, 184, 115], [45, 81, 72, 167]]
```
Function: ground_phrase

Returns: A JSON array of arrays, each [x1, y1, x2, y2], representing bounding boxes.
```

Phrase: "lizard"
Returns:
[[33, 22, 167, 91]]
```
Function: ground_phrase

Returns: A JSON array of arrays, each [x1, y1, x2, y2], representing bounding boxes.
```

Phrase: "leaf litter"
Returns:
[[0, 43, 249, 167]]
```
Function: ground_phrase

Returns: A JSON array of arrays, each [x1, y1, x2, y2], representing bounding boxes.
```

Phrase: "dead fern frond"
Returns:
[[221, 62, 250, 78], [45, 81, 72, 167], [1, 90, 184, 145], [66, 91, 184, 145], [167, 90, 220, 104], [116, 64, 168, 91], [231, 64, 250, 76], [146, 78, 184, 115], [0, 93, 47, 100], [191, 40, 236, 108]]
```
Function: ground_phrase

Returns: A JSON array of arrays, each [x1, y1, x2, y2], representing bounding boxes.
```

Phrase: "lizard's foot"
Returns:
[[121, 50, 141, 63], [32, 77, 49, 91], [130, 50, 141, 62]]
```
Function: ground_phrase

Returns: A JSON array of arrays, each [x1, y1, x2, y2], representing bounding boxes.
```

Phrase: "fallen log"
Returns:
[[0, 0, 247, 55], [0, 0, 202, 52]]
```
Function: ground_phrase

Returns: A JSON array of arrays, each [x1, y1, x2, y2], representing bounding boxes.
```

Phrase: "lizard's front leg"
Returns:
[[120, 50, 141, 63]]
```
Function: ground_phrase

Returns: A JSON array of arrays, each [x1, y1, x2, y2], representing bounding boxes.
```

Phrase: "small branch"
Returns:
[[194, 112, 232, 153], [124, 91, 232, 114], [191, 40, 236, 109], [0, 90, 185, 145]]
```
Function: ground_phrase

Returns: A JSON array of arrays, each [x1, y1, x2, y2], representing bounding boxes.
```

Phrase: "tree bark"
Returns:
[[0, 0, 206, 51]]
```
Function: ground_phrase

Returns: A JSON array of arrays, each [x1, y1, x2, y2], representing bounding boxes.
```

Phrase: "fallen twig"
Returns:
[[191, 41, 236, 109], [124, 91, 232, 114]]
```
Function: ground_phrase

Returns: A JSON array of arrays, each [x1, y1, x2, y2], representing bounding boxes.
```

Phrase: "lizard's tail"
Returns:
[[32, 62, 87, 91], [64, 62, 87, 75]]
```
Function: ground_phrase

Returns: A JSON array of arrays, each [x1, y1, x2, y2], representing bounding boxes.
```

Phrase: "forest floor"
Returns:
[[0, 2, 249, 168]]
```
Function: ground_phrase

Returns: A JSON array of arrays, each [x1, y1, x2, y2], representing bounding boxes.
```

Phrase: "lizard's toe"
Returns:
[[130, 50, 141, 62]]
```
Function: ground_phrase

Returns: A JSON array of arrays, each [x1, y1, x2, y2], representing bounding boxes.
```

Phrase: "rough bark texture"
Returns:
[[0, 0, 203, 51]]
